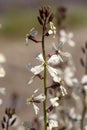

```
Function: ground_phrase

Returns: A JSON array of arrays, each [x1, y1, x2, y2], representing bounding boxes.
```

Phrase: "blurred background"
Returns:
[[0, 0, 87, 129]]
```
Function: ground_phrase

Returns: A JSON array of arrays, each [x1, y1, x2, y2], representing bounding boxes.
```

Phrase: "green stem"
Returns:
[[42, 19, 47, 130]]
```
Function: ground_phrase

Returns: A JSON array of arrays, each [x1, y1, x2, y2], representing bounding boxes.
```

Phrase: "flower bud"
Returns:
[[48, 13, 54, 23], [37, 16, 43, 25]]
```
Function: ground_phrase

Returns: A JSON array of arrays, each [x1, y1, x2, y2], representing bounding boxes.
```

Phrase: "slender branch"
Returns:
[[42, 18, 47, 130]]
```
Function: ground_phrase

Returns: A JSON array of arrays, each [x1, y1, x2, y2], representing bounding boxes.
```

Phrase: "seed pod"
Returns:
[[80, 58, 85, 67], [37, 16, 43, 25], [10, 118, 17, 126], [45, 6, 51, 17], [81, 47, 85, 53], [39, 9, 44, 19], [1, 122, 5, 129], [48, 13, 54, 23]]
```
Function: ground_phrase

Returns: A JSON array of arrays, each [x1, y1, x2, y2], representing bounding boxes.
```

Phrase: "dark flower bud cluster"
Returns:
[[37, 6, 54, 28], [1, 108, 17, 129]]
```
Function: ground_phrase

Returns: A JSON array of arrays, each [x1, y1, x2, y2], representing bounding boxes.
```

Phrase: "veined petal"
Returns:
[[47, 55, 63, 65], [30, 64, 44, 75], [35, 53, 44, 62], [35, 94, 45, 102], [33, 103, 39, 115], [0, 66, 6, 77], [49, 119, 58, 130], [0, 88, 5, 95], [47, 65, 61, 82]]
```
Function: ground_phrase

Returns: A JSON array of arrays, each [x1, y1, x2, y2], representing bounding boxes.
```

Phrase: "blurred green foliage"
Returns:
[[0, 7, 87, 37]]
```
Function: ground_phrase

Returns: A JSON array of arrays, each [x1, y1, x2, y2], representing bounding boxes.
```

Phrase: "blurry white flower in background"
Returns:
[[0, 53, 6, 78], [27, 89, 45, 115], [64, 67, 75, 87], [52, 42, 71, 59], [59, 30, 75, 47]]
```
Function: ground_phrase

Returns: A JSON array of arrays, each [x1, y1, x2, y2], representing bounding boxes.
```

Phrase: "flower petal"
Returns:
[[30, 64, 44, 75], [47, 65, 61, 82], [47, 55, 63, 65], [49, 119, 58, 130], [35, 94, 45, 102], [33, 103, 39, 115], [35, 53, 44, 62]]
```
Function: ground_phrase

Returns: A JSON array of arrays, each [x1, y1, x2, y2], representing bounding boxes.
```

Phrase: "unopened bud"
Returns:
[[37, 16, 43, 25], [48, 13, 54, 23]]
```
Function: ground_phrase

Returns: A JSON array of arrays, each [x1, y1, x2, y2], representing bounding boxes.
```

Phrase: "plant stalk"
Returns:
[[42, 18, 47, 130]]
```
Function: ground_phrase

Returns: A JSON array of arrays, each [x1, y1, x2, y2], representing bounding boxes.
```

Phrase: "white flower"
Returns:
[[52, 42, 71, 59], [27, 53, 61, 84], [27, 89, 45, 115], [59, 30, 75, 47], [26, 28, 38, 45], [0, 87, 5, 95], [50, 97, 59, 107], [48, 119, 58, 130], [48, 22, 56, 38]]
